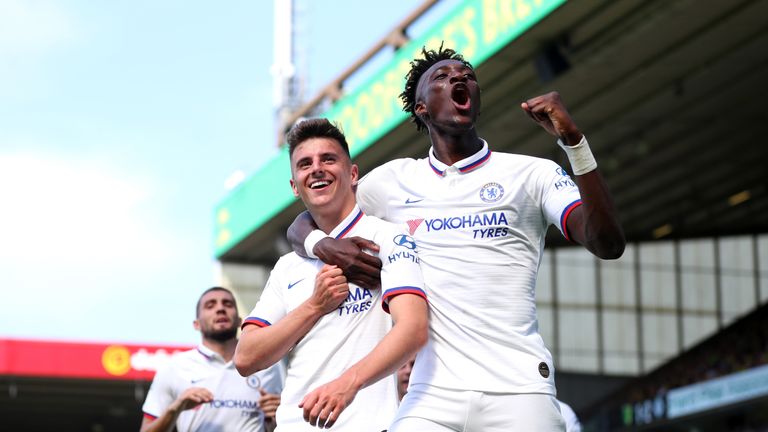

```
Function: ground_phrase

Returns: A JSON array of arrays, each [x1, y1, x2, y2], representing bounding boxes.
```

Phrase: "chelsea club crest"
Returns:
[[246, 375, 262, 389], [479, 182, 504, 203]]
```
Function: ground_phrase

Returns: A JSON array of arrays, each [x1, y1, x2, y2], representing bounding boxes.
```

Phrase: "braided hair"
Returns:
[[399, 44, 473, 132]]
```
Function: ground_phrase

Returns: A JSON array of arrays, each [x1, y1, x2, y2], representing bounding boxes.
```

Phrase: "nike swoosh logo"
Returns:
[[405, 198, 424, 204], [288, 279, 304, 289], [191, 378, 205, 384]]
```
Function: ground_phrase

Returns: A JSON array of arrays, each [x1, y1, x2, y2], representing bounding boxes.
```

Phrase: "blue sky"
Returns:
[[0, 0, 457, 345]]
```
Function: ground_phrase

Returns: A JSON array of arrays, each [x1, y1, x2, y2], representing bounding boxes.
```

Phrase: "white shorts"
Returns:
[[389, 384, 565, 432]]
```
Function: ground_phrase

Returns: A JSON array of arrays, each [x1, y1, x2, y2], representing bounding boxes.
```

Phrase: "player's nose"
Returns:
[[449, 70, 468, 84], [310, 160, 325, 176]]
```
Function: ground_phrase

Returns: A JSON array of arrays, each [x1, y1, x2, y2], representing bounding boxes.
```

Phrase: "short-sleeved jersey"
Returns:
[[356, 140, 582, 395], [243, 206, 426, 431], [142, 345, 285, 432]]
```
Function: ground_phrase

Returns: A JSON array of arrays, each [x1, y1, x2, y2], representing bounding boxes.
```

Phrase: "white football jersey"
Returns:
[[357, 140, 582, 395], [142, 345, 285, 432], [244, 206, 426, 431]]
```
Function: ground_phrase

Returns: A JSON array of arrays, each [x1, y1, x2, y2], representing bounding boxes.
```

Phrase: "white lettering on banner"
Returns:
[[667, 364, 768, 418]]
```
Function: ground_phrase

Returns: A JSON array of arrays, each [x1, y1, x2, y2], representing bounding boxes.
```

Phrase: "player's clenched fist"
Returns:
[[309, 264, 349, 314], [521, 91, 583, 146]]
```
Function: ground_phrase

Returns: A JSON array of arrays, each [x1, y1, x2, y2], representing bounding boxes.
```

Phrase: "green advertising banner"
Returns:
[[214, 0, 566, 257]]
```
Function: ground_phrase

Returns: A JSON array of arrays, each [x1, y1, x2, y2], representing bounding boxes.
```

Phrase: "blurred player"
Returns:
[[396, 355, 416, 402], [558, 400, 583, 432], [234, 119, 428, 431], [290, 45, 625, 431], [141, 287, 284, 432]]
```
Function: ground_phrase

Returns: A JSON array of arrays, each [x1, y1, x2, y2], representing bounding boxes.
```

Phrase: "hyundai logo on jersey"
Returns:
[[393, 234, 416, 250], [554, 167, 576, 190]]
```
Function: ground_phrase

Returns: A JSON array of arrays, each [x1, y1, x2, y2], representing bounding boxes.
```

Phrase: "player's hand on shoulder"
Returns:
[[299, 374, 359, 429], [310, 264, 349, 314], [520, 91, 583, 146], [172, 387, 214, 412], [315, 237, 382, 290]]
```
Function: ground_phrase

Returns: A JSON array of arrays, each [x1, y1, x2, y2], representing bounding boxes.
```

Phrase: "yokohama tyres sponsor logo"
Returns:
[[407, 212, 509, 234], [210, 399, 258, 410]]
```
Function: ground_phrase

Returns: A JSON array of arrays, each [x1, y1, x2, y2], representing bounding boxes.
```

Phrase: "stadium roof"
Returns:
[[214, 0, 768, 265]]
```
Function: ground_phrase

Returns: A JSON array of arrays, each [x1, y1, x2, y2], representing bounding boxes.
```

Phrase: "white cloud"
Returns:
[[0, 153, 172, 263], [0, 0, 76, 56]]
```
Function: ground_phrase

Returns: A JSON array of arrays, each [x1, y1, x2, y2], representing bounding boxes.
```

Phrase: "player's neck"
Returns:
[[310, 197, 357, 235], [429, 128, 483, 166], [201, 337, 238, 362]]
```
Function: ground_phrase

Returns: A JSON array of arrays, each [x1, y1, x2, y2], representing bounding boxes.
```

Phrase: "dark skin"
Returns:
[[519, 92, 625, 258], [286, 211, 382, 290], [287, 58, 625, 281]]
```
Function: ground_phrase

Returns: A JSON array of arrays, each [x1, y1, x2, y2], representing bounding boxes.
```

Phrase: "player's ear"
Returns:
[[193, 319, 201, 331], [289, 178, 299, 197], [415, 101, 428, 120], [350, 164, 359, 185]]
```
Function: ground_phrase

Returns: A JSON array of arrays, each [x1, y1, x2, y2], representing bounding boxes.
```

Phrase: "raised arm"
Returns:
[[234, 264, 349, 376], [287, 210, 384, 289], [298, 293, 429, 429], [522, 92, 626, 259]]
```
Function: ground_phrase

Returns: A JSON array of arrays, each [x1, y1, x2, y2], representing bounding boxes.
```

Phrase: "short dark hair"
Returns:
[[286, 118, 350, 158], [399, 44, 473, 132], [195, 287, 236, 317]]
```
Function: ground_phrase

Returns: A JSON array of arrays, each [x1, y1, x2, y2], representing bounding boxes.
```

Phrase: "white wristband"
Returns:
[[557, 135, 597, 175], [304, 230, 329, 259]]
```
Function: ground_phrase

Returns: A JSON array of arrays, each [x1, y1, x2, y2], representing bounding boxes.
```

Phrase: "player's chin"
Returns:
[[445, 115, 475, 130]]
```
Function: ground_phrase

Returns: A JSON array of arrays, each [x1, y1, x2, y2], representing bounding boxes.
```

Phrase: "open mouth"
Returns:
[[309, 180, 331, 190], [451, 85, 471, 111]]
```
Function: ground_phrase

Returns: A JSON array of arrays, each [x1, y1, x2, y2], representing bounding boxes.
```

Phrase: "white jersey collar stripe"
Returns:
[[427, 140, 491, 176], [330, 206, 364, 239]]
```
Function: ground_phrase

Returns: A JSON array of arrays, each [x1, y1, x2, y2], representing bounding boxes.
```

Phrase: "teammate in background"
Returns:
[[289, 45, 625, 431], [141, 287, 284, 432], [396, 355, 416, 402], [234, 119, 429, 431], [558, 400, 583, 432]]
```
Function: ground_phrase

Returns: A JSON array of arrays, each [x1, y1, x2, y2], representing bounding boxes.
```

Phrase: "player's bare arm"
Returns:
[[140, 387, 213, 432], [234, 264, 350, 376], [522, 91, 626, 259], [298, 293, 428, 429], [287, 210, 383, 289]]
